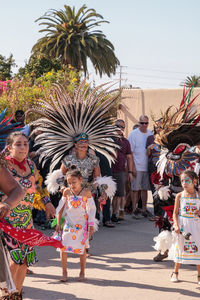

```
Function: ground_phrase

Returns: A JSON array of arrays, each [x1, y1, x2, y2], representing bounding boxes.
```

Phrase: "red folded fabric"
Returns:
[[0, 219, 63, 248], [5, 155, 27, 171]]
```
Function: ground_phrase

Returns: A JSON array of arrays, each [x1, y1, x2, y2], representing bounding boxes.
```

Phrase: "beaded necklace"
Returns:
[[70, 186, 85, 200]]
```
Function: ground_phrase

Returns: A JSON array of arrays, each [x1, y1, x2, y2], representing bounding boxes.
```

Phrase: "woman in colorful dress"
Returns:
[[0, 165, 24, 299], [56, 168, 96, 282], [2, 131, 55, 297]]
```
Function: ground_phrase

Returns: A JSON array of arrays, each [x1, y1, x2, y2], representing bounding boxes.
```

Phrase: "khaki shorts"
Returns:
[[112, 172, 126, 197], [131, 171, 150, 191]]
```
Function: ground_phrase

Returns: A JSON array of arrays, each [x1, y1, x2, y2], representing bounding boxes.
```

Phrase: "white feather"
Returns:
[[158, 186, 170, 200], [156, 148, 168, 179], [94, 176, 117, 198], [153, 230, 175, 254], [45, 169, 64, 194], [194, 162, 200, 176], [94, 218, 99, 232]]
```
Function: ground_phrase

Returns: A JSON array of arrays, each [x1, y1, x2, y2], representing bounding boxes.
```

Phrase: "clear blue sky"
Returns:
[[1, 0, 200, 89]]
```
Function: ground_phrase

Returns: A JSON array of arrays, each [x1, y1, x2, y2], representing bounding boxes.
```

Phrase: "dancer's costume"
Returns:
[[152, 86, 200, 252], [2, 157, 37, 266], [60, 195, 96, 254], [29, 81, 119, 199], [171, 191, 200, 264], [0, 108, 24, 297]]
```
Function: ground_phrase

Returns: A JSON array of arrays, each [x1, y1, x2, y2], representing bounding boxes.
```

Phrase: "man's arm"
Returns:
[[126, 153, 137, 179]]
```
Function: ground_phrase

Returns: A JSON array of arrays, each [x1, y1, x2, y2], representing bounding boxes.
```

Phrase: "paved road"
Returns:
[[23, 206, 200, 300]]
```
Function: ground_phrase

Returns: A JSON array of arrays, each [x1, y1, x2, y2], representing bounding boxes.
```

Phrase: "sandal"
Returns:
[[103, 221, 115, 228], [170, 272, 179, 282], [153, 252, 168, 262], [197, 275, 200, 285], [26, 269, 34, 275]]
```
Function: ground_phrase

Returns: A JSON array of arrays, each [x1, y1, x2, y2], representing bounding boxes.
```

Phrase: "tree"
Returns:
[[17, 53, 63, 79], [32, 4, 119, 77], [0, 54, 15, 80], [181, 75, 200, 87]]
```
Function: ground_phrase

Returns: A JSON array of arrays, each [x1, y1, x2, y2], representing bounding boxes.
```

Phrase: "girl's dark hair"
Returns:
[[6, 132, 28, 147], [180, 170, 199, 190], [66, 167, 82, 180]]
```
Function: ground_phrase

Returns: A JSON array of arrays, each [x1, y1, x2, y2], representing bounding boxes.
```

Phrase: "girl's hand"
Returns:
[[194, 209, 200, 216], [45, 203, 56, 220], [89, 226, 94, 238], [0, 203, 10, 218], [174, 225, 180, 234], [56, 224, 61, 233]]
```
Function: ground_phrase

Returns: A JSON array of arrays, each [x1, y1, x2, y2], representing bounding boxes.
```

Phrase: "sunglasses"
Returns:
[[116, 125, 125, 129], [140, 122, 148, 125]]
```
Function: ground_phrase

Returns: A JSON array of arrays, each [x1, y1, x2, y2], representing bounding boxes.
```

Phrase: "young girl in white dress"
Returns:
[[56, 169, 96, 282], [171, 170, 200, 284]]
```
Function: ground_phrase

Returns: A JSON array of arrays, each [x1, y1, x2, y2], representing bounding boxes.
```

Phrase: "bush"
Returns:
[[0, 67, 80, 122]]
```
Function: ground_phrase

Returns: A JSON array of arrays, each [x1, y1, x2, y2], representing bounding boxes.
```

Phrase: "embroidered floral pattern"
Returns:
[[70, 196, 81, 208]]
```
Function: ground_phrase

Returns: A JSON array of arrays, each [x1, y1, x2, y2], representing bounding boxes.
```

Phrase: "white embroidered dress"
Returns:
[[173, 191, 200, 264], [58, 196, 96, 254]]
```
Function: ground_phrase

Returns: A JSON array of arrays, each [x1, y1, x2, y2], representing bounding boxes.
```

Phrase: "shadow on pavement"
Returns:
[[24, 286, 92, 300]]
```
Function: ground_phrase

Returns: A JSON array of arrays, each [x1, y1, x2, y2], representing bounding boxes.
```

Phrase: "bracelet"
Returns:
[[128, 171, 133, 174], [3, 202, 11, 210], [42, 196, 51, 205]]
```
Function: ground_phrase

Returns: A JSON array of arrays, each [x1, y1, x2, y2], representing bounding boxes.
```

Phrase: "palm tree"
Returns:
[[181, 75, 200, 87], [32, 5, 119, 77]]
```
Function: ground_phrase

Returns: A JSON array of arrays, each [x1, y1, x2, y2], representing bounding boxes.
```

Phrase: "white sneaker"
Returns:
[[170, 272, 179, 282]]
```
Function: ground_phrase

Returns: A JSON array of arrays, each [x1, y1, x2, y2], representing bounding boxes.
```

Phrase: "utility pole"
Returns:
[[119, 65, 127, 90]]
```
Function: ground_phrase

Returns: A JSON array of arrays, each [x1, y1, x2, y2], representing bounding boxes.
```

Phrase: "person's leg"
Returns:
[[118, 197, 126, 220], [10, 261, 27, 293], [141, 171, 151, 216], [137, 191, 142, 211], [112, 196, 119, 215], [197, 265, 200, 284], [131, 191, 139, 212], [79, 249, 86, 281], [60, 251, 68, 281], [171, 262, 180, 281], [141, 190, 148, 213], [103, 198, 115, 227]]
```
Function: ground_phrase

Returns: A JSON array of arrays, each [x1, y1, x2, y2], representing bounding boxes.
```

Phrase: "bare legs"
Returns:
[[131, 191, 139, 212], [197, 265, 200, 276], [10, 260, 27, 293], [141, 190, 147, 213], [60, 249, 87, 282], [60, 251, 68, 282], [112, 196, 120, 215], [120, 197, 126, 211], [79, 249, 86, 281], [131, 190, 147, 212], [171, 264, 200, 283]]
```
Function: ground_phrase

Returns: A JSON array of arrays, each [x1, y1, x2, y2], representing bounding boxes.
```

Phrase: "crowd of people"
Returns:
[[1, 82, 200, 299]]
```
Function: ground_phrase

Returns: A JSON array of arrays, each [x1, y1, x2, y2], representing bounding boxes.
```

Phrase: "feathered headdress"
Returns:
[[153, 85, 200, 177], [29, 80, 120, 171], [156, 85, 200, 150]]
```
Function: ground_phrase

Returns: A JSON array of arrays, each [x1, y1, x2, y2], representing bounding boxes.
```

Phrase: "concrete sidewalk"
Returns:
[[23, 208, 200, 300]]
